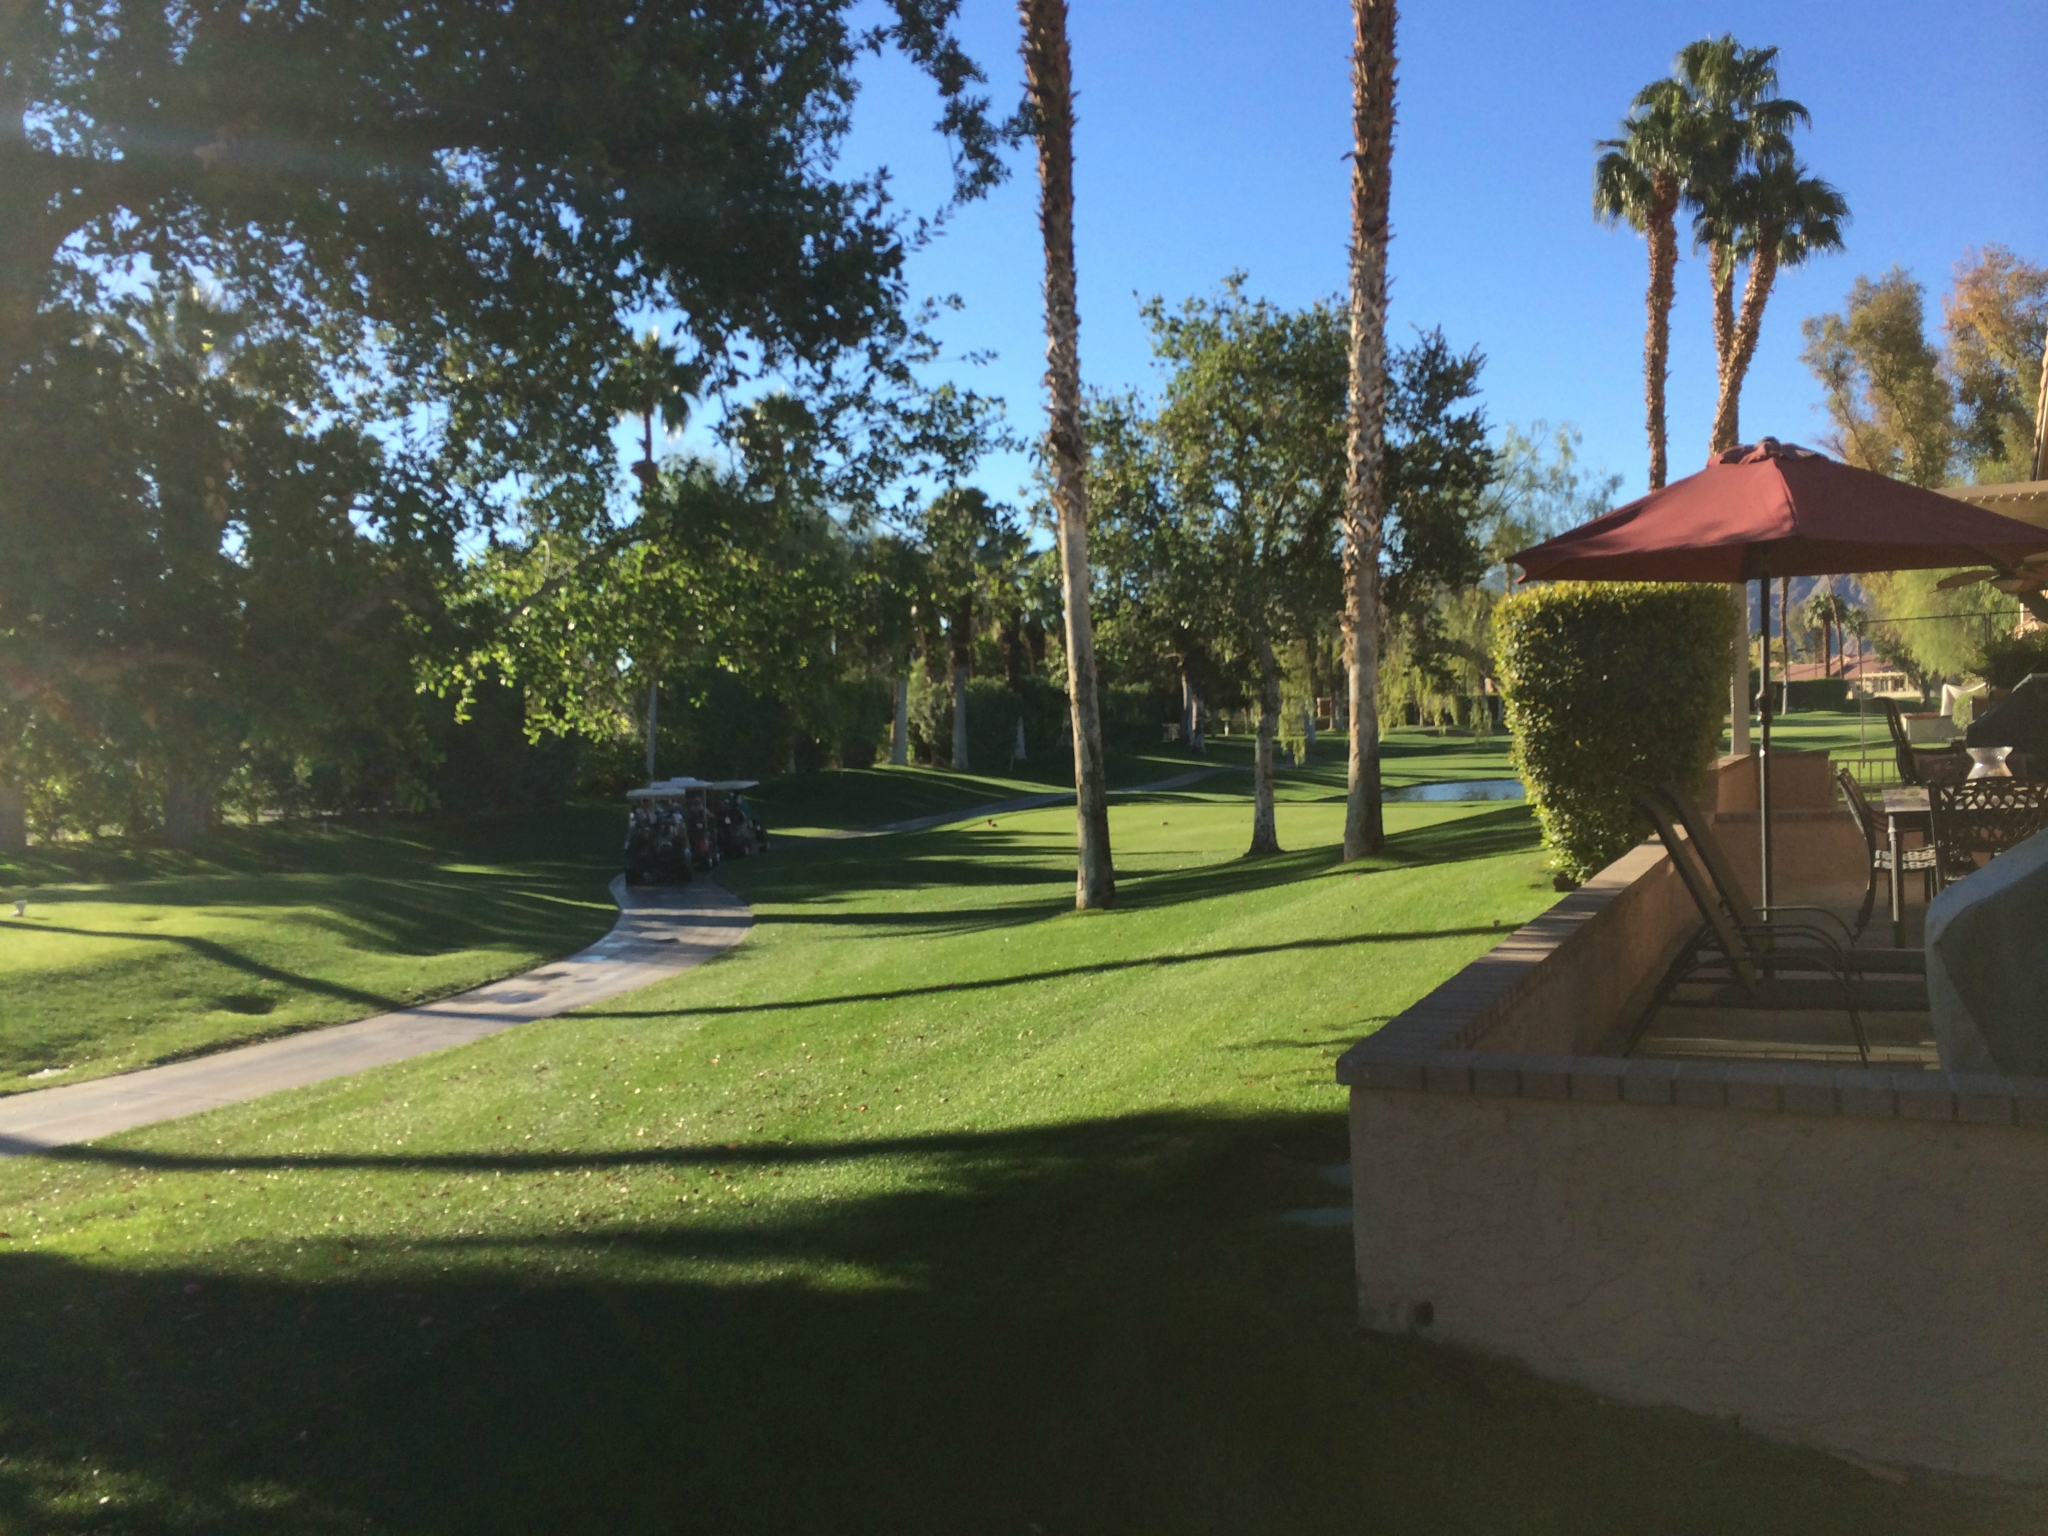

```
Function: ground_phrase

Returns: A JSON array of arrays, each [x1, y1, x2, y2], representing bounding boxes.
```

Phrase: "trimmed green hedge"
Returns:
[[1494, 582, 1735, 885]]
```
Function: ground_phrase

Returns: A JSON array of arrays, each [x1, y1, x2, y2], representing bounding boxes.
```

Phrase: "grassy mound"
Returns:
[[0, 775, 2034, 1532]]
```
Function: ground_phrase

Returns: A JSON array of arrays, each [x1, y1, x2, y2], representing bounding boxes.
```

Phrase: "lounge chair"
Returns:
[[1655, 779, 1923, 974], [1884, 698, 1967, 786], [1626, 792, 1928, 1063], [1835, 766, 1938, 940]]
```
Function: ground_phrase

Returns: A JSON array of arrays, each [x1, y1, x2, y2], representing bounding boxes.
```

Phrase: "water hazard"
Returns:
[[1381, 778, 1526, 803]]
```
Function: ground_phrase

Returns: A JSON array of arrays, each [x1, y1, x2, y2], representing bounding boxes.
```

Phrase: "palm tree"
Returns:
[[612, 328, 696, 494], [1341, 0, 1396, 863], [1706, 149, 1847, 451], [1803, 583, 1852, 679], [1593, 79, 1691, 491], [1668, 36, 1844, 454], [1021, 0, 1114, 908]]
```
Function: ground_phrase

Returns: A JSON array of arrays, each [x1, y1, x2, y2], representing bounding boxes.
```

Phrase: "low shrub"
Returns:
[[1777, 677, 1849, 712], [1493, 582, 1735, 886]]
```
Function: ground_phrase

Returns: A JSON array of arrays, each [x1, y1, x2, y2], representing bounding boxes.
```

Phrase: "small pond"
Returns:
[[1382, 778, 1525, 804]]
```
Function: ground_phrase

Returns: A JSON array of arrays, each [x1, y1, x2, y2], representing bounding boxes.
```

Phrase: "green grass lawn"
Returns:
[[752, 727, 1520, 836], [0, 812, 622, 1096], [0, 777, 2039, 1533], [0, 734, 1510, 1096], [1721, 704, 1908, 765]]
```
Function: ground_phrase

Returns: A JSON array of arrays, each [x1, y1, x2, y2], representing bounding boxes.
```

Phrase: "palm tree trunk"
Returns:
[[1712, 238, 1752, 754], [1644, 183, 1678, 489], [1341, 0, 1396, 863], [1249, 634, 1283, 857], [1022, 0, 1113, 909], [890, 677, 909, 766], [1711, 236, 1779, 454], [951, 660, 971, 769]]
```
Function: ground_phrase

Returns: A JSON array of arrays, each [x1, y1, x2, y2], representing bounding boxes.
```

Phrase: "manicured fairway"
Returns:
[[0, 779, 2040, 1533], [0, 813, 622, 1094], [0, 733, 1501, 1094]]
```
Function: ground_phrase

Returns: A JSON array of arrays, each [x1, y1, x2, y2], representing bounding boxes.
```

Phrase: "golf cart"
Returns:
[[706, 780, 769, 858], [623, 777, 714, 884]]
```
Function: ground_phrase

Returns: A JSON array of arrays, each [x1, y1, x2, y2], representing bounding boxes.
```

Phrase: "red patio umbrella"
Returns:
[[1509, 439, 2048, 912]]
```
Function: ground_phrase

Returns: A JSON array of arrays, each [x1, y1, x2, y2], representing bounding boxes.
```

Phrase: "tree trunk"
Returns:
[[1249, 635, 1283, 857], [1179, 663, 1198, 749], [2033, 346, 2048, 481], [951, 659, 971, 770], [1341, 0, 1396, 862], [1644, 182, 1679, 489], [0, 778, 23, 855], [162, 764, 212, 849], [645, 680, 659, 782], [1709, 240, 1737, 442], [890, 677, 909, 766], [1014, 713, 1028, 762], [1022, 0, 1113, 909], [1711, 235, 1778, 454]]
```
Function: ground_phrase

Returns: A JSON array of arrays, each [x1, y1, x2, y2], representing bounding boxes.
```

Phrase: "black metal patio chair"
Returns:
[[1835, 766, 1938, 940], [1928, 778, 2048, 891]]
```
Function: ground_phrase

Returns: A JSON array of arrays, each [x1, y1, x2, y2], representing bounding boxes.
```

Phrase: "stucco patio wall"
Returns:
[[1338, 757, 2048, 1479]]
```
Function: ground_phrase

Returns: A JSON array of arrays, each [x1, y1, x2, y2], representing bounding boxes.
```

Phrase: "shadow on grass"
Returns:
[[588, 923, 1503, 1022], [14, 924, 405, 1011], [0, 1109, 2009, 1535], [730, 804, 1540, 933]]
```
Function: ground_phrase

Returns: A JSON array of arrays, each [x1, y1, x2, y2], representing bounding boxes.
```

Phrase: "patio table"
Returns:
[[1882, 785, 1931, 948]]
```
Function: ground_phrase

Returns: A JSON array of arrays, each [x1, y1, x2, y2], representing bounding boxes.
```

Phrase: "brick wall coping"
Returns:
[[1333, 842, 2048, 1129]]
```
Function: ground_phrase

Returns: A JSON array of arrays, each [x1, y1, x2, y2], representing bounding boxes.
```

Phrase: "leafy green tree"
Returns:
[[1084, 391, 1227, 752], [1943, 245, 2048, 483], [1801, 269, 1956, 488], [1476, 422, 1622, 578], [1, 0, 1013, 832], [1145, 280, 1347, 857], [0, 278, 448, 842], [919, 487, 1024, 771]]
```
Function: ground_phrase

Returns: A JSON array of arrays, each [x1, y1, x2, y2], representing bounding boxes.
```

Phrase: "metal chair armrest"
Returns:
[[1759, 903, 1856, 945]]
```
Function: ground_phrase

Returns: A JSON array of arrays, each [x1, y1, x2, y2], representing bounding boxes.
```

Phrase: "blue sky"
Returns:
[[826, 0, 2048, 511]]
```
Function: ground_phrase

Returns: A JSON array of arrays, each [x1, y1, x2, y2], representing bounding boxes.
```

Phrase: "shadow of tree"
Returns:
[[0, 1109, 1998, 1534]]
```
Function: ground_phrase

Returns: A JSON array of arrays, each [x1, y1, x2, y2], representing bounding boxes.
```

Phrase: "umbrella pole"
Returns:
[[1757, 576, 1773, 909]]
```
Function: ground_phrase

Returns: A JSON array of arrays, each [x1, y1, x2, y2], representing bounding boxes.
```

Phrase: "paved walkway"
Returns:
[[0, 877, 751, 1155], [0, 768, 1221, 1153]]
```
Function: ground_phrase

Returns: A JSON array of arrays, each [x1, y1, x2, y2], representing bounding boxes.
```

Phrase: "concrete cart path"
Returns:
[[0, 876, 751, 1156], [814, 766, 1231, 839]]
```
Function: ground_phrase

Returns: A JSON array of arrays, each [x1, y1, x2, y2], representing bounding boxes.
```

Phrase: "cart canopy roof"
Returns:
[[626, 777, 712, 800], [707, 780, 759, 791]]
